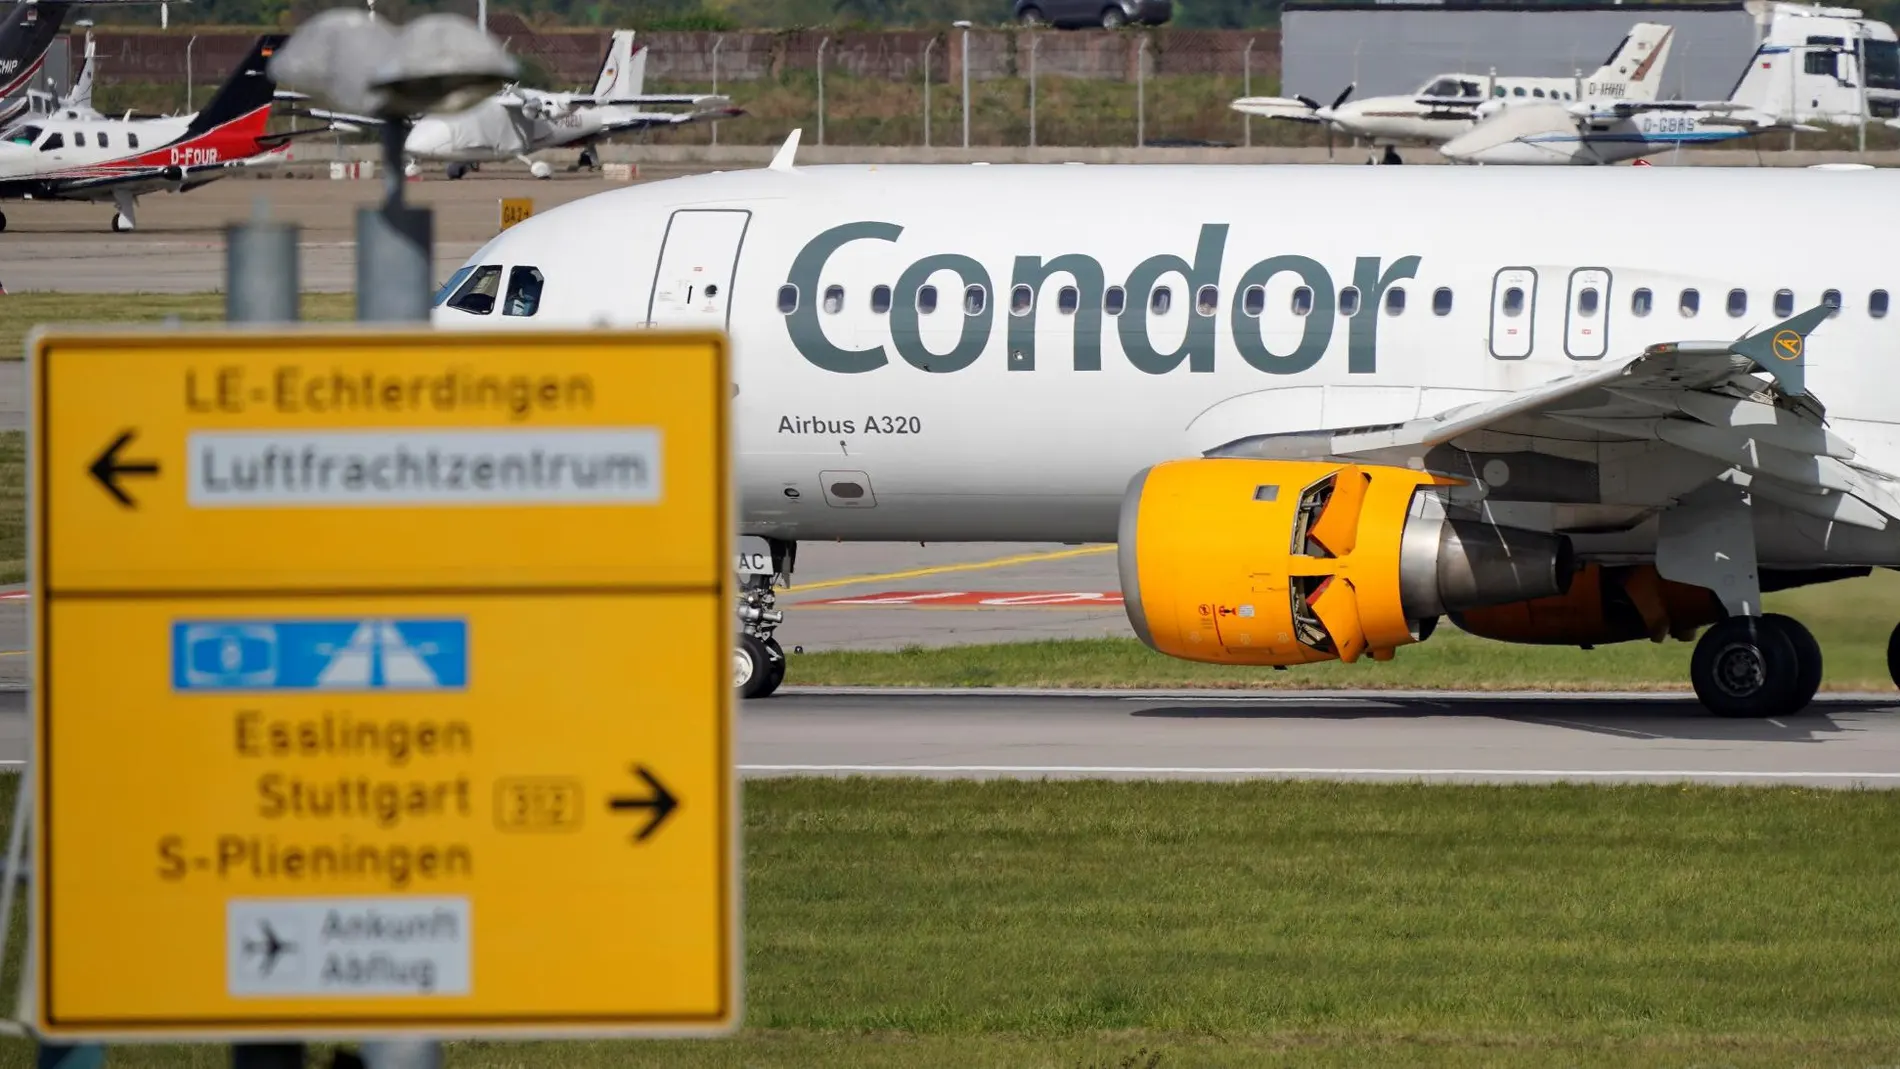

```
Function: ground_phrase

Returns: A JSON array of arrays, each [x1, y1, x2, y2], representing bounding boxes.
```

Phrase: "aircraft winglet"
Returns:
[[1728, 302, 1832, 397], [769, 129, 801, 172]]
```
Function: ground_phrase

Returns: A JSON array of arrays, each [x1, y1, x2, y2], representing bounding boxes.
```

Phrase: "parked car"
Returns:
[[1014, 0, 1171, 29]]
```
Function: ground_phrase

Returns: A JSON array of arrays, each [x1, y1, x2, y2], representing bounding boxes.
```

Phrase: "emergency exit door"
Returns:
[[1489, 267, 1537, 360], [1564, 268, 1612, 360], [646, 209, 752, 327]]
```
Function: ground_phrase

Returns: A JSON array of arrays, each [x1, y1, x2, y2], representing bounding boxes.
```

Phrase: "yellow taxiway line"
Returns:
[[783, 544, 1114, 597]]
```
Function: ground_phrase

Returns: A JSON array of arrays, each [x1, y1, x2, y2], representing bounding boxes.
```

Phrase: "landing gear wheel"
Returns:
[[1763, 613, 1822, 712], [736, 633, 782, 700], [1381, 146, 1404, 165], [445, 162, 469, 180], [577, 146, 599, 170], [1100, 6, 1125, 27], [1691, 616, 1802, 717], [110, 212, 131, 233], [1019, 5, 1045, 24], [1887, 621, 1900, 692], [0, 210, 9, 232], [762, 638, 787, 693]]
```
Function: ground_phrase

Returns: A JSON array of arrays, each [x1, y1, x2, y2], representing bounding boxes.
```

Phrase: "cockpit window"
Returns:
[[433, 266, 477, 307], [1425, 78, 1460, 97], [445, 264, 502, 315], [7, 125, 38, 146], [38, 131, 62, 152], [503, 266, 544, 317]]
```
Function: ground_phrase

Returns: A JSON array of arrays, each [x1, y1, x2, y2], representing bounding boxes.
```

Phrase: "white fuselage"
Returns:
[[432, 164, 1900, 568], [0, 114, 190, 177], [406, 95, 668, 163]]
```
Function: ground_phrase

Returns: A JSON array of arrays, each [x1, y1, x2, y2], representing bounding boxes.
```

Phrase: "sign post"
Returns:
[[498, 198, 534, 232], [26, 328, 737, 1043]]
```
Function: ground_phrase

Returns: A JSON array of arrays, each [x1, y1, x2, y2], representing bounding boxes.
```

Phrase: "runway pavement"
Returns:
[[0, 688, 1892, 783], [8, 170, 636, 293], [776, 541, 1130, 651], [741, 689, 1900, 786]]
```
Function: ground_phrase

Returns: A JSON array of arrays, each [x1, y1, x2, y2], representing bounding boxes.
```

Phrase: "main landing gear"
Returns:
[[735, 536, 794, 700], [1660, 484, 1825, 717], [1690, 613, 1823, 717]]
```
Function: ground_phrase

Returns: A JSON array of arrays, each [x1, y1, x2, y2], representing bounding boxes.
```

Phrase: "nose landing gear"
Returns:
[[735, 537, 794, 699]]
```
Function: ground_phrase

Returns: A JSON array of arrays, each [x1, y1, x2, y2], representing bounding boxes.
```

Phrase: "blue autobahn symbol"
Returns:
[[171, 619, 469, 692]]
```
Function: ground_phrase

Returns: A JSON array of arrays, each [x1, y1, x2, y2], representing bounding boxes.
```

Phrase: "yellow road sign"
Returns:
[[28, 328, 737, 1041], [499, 198, 534, 231]]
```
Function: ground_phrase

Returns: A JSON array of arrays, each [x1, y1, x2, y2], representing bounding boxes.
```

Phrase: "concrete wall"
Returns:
[[1282, 5, 1762, 101]]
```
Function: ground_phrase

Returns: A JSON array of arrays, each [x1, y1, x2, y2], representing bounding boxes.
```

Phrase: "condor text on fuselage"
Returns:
[[781, 221, 1418, 377]]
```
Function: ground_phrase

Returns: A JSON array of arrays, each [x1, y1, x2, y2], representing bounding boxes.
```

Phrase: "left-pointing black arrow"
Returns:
[[89, 429, 160, 508], [607, 765, 679, 843]]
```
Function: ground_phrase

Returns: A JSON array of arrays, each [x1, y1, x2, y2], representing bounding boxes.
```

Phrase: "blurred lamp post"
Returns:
[[954, 20, 971, 148]]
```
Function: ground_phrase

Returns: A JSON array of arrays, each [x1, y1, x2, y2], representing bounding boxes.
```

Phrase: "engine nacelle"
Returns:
[[1450, 563, 1722, 646], [1119, 458, 1574, 666]]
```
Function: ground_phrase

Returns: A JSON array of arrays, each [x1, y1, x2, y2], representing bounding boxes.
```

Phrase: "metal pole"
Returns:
[[223, 193, 307, 1069], [961, 26, 970, 148], [186, 35, 195, 113], [923, 37, 936, 147], [227, 200, 300, 323], [1859, 40, 1869, 157], [1136, 36, 1146, 148], [477, 0, 486, 35], [710, 36, 724, 146], [1242, 38, 1253, 147], [816, 37, 828, 147], [358, 120, 432, 323], [1029, 33, 1037, 148]]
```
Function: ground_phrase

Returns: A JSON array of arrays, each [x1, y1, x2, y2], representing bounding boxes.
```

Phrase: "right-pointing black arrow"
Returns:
[[89, 429, 160, 508], [607, 765, 679, 842]]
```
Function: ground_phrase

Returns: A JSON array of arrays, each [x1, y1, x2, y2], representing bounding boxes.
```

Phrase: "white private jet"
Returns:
[[2, 26, 99, 134], [1233, 22, 1675, 163], [1440, 38, 1834, 165], [434, 133, 1900, 720], [0, 35, 325, 232], [303, 30, 742, 180]]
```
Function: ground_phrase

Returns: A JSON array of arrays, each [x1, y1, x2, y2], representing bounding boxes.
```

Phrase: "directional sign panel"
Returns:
[[29, 328, 736, 1041]]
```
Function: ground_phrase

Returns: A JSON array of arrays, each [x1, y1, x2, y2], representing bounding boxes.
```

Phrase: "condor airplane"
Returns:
[[433, 141, 1900, 718], [0, 34, 311, 232]]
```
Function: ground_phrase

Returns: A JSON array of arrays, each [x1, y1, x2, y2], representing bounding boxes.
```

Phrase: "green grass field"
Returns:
[[2, 777, 1899, 1066], [0, 294, 356, 360]]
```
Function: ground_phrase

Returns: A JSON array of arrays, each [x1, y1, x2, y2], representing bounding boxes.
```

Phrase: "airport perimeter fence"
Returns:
[[92, 24, 1302, 148], [84, 22, 1900, 152]]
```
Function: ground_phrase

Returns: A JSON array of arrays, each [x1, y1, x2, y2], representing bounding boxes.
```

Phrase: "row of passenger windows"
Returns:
[[779, 282, 1462, 319], [1494, 286, 1889, 319], [781, 283, 1894, 322], [5, 126, 140, 152]]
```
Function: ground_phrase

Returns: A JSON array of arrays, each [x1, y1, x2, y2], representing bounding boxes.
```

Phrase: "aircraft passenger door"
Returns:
[[1489, 267, 1538, 360], [1564, 268, 1611, 360], [646, 208, 752, 328]]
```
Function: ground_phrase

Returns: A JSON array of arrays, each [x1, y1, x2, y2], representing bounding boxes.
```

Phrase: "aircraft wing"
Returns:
[[595, 103, 746, 136], [1208, 305, 1900, 531], [293, 106, 386, 133], [1229, 96, 1326, 122]]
